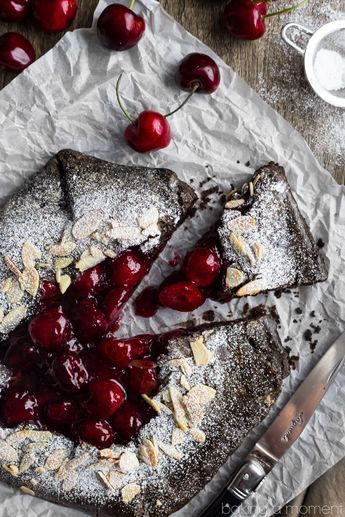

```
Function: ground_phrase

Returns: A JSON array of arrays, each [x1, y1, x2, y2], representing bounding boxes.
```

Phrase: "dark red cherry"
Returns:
[[182, 246, 221, 287], [85, 379, 125, 419], [52, 352, 89, 393], [97, 3, 145, 51], [2, 390, 38, 426], [0, 32, 36, 72], [39, 281, 61, 307], [70, 265, 105, 300], [33, 0, 77, 32], [159, 281, 205, 312], [77, 419, 114, 449], [0, 0, 30, 22], [124, 111, 171, 153], [127, 359, 158, 395], [102, 287, 129, 322], [134, 287, 159, 318], [69, 298, 108, 342], [98, 335, 154, 368], [29, 306, 72, 351], [4, 336, 39, 370], [223, 0, 267, 40], [109, 250, 148, 287], [110, 400, 147, 443], [46, 400, 76, 426], [176, 53, 221, 94]]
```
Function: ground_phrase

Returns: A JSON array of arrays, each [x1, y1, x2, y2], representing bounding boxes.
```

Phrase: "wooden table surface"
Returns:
[[0, 1, 344, 513]]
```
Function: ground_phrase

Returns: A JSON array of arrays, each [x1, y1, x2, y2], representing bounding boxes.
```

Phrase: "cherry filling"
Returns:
[[0, 249, 162, 449]]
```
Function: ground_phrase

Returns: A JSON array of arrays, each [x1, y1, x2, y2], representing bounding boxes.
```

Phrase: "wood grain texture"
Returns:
[[0, 0, 344, 186]]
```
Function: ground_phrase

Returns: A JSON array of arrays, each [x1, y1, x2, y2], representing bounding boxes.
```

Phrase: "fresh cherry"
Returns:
[[134, 287, 159, 318], [182, 246, 221, 287], [98, 335, 154, 368], [33, 0, 77, 32], [159, 281, 205, 312], [110, 400, 148, 443], [29, 306, 72, 351], [223, 0, 267, 40], [176, 53, 221, 94], [2, 389, 38, 426], [97, 2, 145, 51], [127, 359, 158, 395], [46, 400, 77, 426], [109, 250, 148, 287], [0, 32, 36, 72], [3, 336, 39, 370], [84, 379, 125, 419], [52, 352, 89, 393], [0, 0, 30, 22], [77, 419, 114, 449], [69, 298, 108, 342]]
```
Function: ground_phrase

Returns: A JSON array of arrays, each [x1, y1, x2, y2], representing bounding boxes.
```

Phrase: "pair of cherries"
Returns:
[[0, 0, 78, 72]]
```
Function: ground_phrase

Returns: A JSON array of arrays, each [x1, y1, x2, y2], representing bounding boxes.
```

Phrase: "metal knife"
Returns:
[[201, 331, 345, 517]]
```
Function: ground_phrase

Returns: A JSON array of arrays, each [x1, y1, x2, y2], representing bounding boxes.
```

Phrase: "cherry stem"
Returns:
[[265, 0, 308, 18], [165, 83, 199, 118], [129, 0, 135, 9], [116, 74, 135, 124]]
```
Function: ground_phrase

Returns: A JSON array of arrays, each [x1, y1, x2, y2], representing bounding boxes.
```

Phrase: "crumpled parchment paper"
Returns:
[[0, 1, 344, 515]]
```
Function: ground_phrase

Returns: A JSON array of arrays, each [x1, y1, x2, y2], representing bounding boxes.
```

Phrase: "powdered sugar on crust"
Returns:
[[0, 315, 288, 516]]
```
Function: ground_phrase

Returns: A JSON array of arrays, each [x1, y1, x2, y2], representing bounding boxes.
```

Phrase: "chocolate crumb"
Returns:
[[303, 329, 313, 342], [295, 308, 302, 315], [202, 310, 215, 322], [317, 238, 325, 249], [284, 336, 292, 343], [245, 161, 250, 167], [310, 310, 316, 318]]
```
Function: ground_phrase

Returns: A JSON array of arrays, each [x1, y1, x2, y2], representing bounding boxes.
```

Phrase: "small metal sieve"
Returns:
[[282, 20, 345, 108]]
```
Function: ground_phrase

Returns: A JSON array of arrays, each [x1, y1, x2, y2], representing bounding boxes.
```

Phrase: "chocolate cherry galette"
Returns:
[[0, 151, 323, 516]]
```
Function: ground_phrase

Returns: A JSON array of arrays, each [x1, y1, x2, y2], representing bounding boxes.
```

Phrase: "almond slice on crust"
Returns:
[[225, 267, 246, 289], [22, 241, 41, 268], [118, 451, 139, 474], [121, 483, 141, 504], [139, 437, 159, 468], [157, 442, 183, 461], [0, 306, 27, 334], [189, 336, 212, 366], [236, 278, 264, 297], [72, 210, 104, 240]]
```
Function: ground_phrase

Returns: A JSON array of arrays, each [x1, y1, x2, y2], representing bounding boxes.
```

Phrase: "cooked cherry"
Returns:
[[69, 298, 108, 342], [127, 359, 158, 395], [81, 350, 122, 384], [0, 0, 30, 22], [109, 250, 148, 287], [84, 379, 125, 419], [98, 335, 154, 368], [39, 281, 61, 307], [52, 352, 89, 393], [110, 400, 147, 443], [77, 419, 114, 449], [134, 287, 159, 318], [33, 0, 77, 32], [2, 389, 38, 427], [0, 32, 36, 72], [35, 386, 61, 407], [3, 336, 39, 370], [159, 281, 205, 312], [176, 53, 221, 94], [70, 265, 105, 300], [29, 306, 72, 351], [102, 287, 128, 322], [46, 400, 76, 426], [97, 3, 145, 51], [182, 246, 221, 287]]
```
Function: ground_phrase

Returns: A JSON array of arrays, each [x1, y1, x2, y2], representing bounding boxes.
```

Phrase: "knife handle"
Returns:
[[201, 458, 266, 517]]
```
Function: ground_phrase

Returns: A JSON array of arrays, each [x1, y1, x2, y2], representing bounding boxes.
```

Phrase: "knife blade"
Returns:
[[201, 331, 345, 517]]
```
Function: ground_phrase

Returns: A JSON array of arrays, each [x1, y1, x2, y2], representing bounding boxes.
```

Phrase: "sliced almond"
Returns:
[[109, 470, 127, 490], [91, 231, 109, 246], [157, 442, 183, 461], [6, 430, 52, 446], [190, 336, 212, 366], [19, 267, 39, 297], [104, 249, 116, 258], [62, 472, 79, 492], [72, 210, 104, 240], [184, 384, 216, 424], [0, 306, 27, 334], [225, 267, 246, 289], [187, 384, 216, 405], [97, 471, 114, 490], [108, 226, 141, 241], [4, 256, 22, 277], [20, 486, 35, 496], [229, 232, 256, 266], [0, 307, 4, 324], [180, 374, 191, 391], [30, 478, 38, 487], [252, 173, 261, 187], [171, 428, 185, 446], [3, 277, 23, 304], [121, 483, 141, 504], [0, 441, 18, 463], [55, 257, 73, 269], [99, 449, 121, 461], [2, 464, 19, 477], [19, 453, 36, 474], [119, 451, 139, 474], [75, 247, 105, 272], [252, 242, 265, 262], [49, 238, 76, 257], [225, 199, 245, 209], [236, 279, 264, 297], [35, 467, 46, 475], [58, 274, 71, 294], [227, 216, 256, 234], [169, 386, 189, 432], [22, 242, 41, 268], [265, 394, 274, 406], [142, 394, 162, 414], [167, 358, 192, 377], [249, 181, 254, 197], [156, 500, 163, 507], [139, 437, 159, 468], [44, 449, 67, 471], [190, 428, 206, 444]]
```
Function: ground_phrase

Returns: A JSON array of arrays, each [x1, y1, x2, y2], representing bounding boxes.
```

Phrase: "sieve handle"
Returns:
[[281, 22, 314, 55]]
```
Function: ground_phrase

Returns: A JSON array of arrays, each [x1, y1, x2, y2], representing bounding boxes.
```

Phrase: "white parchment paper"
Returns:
[[0, 1, 344, 515]]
